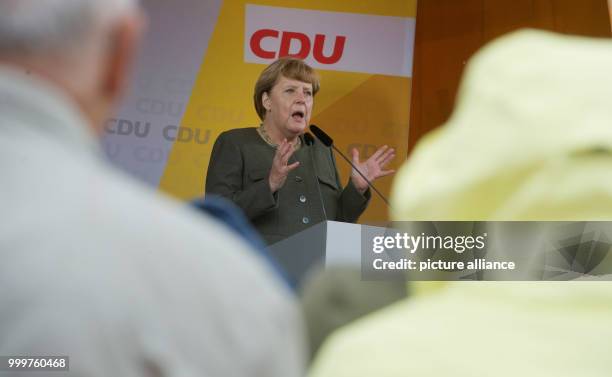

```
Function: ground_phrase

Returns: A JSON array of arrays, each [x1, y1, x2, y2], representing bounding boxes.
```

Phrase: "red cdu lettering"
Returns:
[[313, 34, 346, 64], [249, 29, 347, 64], [278, 31, 310, 59], [250, 29, 278, 59]]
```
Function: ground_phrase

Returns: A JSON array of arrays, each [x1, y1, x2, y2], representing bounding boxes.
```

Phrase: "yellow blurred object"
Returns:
[[309, 29, 612, 377]]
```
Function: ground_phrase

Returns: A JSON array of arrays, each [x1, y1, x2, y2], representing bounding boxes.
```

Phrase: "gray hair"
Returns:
[[0, 0, 139, 56]]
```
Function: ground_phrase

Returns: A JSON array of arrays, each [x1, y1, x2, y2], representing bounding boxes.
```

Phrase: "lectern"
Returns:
[[268, 220, 385, 286]]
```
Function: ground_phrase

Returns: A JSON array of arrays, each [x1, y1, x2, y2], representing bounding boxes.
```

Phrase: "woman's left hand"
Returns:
[[350, 145, 396, 194]]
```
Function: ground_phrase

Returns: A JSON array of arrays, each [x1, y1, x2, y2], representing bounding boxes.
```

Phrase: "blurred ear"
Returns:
[[262, 91, 271, 111], [102, 11, 146, 103]]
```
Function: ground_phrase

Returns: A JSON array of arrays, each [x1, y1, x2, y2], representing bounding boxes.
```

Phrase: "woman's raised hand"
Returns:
[[350, 145, 396, 194], [268, 139, 300, 193]]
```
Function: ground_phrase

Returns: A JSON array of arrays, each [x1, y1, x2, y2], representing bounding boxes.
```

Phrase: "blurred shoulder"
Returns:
[[217, 127, 259, 143]]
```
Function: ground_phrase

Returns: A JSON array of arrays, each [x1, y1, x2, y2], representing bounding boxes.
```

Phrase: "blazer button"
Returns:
[[302, 217, 310, 224], [295, 176, 303, 182], [299, 195, 307, 203]]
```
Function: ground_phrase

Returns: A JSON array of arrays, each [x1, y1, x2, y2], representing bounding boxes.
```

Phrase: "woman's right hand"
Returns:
[[269, 139, 300, 193]]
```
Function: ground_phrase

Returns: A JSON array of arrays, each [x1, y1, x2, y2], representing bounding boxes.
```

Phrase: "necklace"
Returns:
[[257, 124, 301, 151]]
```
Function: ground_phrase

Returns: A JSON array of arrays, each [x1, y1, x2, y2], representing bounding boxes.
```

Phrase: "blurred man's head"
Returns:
[[0, 0, 145, 134]]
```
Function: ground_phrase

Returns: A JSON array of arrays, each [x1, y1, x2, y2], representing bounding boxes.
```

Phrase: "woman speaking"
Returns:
[[205, 58, 395, 245]]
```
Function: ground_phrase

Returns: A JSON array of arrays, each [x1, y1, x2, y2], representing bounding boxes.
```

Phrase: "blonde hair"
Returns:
[[253, 57, 320, 121]]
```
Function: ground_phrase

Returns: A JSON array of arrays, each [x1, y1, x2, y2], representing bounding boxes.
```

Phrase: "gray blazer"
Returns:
[[205, 127, 370, 244]]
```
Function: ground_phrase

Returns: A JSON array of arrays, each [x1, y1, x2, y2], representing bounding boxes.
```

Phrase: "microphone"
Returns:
[[309, 124, 391, 207], [304, 132, 328, 220]]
